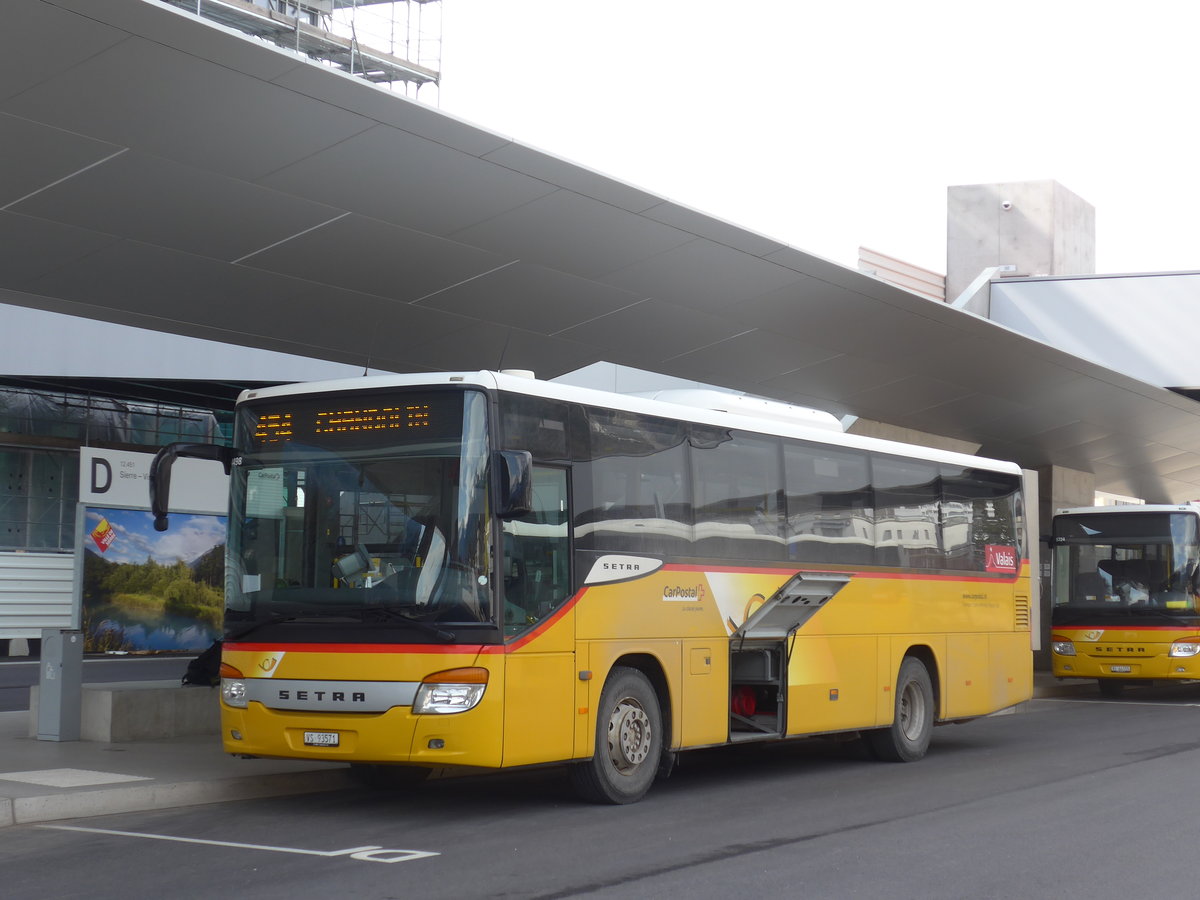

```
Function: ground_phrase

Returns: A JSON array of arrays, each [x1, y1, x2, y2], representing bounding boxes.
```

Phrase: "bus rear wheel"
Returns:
[[569, 666, 662, 804], [865, 656, 934, 762]]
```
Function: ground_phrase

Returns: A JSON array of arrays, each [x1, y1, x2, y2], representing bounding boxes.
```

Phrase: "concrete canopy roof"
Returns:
[[5, 0, 1200, 502]]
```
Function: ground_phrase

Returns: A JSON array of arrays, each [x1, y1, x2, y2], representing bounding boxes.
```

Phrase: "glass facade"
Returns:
[[0, 386, 226, 552]]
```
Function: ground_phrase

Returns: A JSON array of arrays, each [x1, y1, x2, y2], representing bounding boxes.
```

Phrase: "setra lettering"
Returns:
[[276, 688, 369, 703]]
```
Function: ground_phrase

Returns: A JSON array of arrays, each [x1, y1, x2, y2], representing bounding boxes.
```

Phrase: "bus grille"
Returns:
[[1015, 596, 1030, 630]]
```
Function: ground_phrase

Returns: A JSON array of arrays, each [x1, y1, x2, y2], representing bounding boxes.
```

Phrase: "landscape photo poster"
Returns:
[[80, 506, 227, 653]]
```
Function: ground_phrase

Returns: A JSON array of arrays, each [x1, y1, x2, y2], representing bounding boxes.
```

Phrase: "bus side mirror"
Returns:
[[150, 442, 237, 532], [494, 450, 533, 520]]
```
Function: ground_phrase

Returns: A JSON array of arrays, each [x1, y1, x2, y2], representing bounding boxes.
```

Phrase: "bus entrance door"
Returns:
[[729, 572, 850, 742]]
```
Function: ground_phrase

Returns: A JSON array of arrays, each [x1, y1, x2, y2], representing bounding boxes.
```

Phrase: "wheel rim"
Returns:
[[606, 697, 652, 774], [898, 679, 927, 741]]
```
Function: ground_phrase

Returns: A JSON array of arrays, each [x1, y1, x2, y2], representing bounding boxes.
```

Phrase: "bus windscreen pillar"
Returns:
[[37, 628, 83, 741]]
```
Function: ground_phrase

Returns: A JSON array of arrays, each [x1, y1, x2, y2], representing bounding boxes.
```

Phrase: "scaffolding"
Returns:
[[161, 0, 441, 100]]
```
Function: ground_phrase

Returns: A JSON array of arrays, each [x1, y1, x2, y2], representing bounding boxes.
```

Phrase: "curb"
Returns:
[[1, 767, 354, 828]]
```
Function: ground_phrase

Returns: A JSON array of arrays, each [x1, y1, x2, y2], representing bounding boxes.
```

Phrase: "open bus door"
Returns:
[[729, 572, 851, 741]]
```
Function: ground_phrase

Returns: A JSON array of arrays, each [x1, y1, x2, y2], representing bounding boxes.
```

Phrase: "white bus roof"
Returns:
[[239, 371, 1022, 475]]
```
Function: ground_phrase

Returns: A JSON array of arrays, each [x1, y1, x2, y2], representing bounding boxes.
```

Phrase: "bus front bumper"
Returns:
[[220, 701, 503, 769]]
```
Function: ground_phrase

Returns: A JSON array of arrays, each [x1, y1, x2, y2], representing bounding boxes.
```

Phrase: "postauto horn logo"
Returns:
[[663, 583, 706, 602]]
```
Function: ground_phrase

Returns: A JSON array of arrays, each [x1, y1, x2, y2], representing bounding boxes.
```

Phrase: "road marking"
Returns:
[[39, 824, 439, 864]]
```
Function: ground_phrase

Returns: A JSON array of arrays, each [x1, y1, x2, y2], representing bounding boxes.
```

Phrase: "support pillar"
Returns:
[[1034, 466, 1095, 669]]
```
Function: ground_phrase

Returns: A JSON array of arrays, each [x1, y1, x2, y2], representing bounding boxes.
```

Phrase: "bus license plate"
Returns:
[[303, 731, 340, 747], [1110, 666, 1131, 674]]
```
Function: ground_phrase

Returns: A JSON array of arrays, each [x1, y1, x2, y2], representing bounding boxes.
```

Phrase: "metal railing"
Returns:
[[161, 0, 441, 99]]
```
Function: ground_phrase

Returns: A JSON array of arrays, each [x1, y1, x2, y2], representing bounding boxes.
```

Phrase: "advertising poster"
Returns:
[[81, 506, 227, 653]]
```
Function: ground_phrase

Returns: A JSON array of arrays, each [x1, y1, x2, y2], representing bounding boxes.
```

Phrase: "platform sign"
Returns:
[[75, 448, 230, 653], [80, 448, 227, 514]]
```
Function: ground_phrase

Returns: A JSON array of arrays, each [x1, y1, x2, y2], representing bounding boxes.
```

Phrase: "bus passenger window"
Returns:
[[784, 444, 873, 565]]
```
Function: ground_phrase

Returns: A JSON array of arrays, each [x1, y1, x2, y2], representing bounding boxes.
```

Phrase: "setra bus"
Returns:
[[150, 370, 1033, 803], [1050, 503, 1200, 697]]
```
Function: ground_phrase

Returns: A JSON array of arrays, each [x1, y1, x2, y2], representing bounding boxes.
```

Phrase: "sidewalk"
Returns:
[[0, 702, 353, 828], [0, 671, 1076, 828]]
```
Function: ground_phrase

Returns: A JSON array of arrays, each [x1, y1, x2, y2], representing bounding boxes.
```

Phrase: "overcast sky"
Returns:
[[433, 1, 1200, 277]]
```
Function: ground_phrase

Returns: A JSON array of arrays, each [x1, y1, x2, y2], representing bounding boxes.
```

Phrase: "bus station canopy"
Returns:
[[5, 0, 1200, 502]]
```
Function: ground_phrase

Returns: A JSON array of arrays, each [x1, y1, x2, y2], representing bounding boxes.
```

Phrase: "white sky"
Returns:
[[432, 0, 1200, 276]]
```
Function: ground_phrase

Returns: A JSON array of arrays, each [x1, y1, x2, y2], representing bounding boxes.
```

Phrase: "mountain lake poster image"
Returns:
[[81, 506, 226, 653]]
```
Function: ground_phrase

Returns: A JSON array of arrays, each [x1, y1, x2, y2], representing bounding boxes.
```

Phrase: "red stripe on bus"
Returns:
[[661, 563, 1024, 583], [1054, 625, 1200, 632], [226, 559, 1027, 656], [225, 642, 486, 654]]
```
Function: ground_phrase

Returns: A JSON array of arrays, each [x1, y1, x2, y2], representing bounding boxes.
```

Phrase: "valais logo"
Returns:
[[985, 544, 1018, 573]]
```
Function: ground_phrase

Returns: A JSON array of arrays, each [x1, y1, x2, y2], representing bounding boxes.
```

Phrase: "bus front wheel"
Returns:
[[866, 656, 934, 762], [569, 666, 662, 804]]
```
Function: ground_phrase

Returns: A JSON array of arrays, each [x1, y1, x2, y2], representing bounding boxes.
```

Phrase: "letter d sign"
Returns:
[[91, 458, 112, 494]]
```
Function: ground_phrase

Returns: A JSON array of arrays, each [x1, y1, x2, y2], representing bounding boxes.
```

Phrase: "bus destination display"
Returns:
[[246, 392, 460, 449]]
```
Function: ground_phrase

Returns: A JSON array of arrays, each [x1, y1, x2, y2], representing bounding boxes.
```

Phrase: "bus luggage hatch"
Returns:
[[734, 572, 852, 641], [730, 572, 851, 742]]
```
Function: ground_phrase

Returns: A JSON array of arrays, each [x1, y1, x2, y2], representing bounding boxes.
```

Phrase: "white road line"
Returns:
[[39, 824, 438, 864]]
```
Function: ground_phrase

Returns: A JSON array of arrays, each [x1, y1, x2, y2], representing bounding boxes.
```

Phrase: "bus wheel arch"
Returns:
[[570, 657, 670, 804], [902, 645, 941, 717], [865, 651, 937, 763]]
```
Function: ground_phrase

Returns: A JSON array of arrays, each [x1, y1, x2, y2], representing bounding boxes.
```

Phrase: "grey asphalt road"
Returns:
[[6, 684, 1200, 899]]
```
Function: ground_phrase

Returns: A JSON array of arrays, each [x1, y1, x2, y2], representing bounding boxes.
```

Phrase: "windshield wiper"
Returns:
[[224, 613, 332, 641], [225, 605, 457, 643], [225, 605, 367, 641], [359, 605, 456, 642]]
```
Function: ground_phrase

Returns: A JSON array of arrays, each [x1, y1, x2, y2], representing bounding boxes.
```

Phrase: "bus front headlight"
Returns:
[[220, 662, 248, 708], [1170, 641, 1200, 657], [1051, 640, 1076, 656], [413, 667, 488, 714]]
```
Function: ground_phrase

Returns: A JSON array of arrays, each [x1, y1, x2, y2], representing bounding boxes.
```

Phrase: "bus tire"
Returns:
[[865, 656, 934, 762], [569, 666, 662, 804], [1097, 679, 1126, 698]]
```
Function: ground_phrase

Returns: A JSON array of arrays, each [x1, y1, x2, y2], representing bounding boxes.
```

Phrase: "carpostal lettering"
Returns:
[[663, 585, 705, 602], [279, 689, 366, 703]]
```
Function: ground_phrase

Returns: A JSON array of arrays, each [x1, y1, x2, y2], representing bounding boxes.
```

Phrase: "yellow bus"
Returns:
[[1050, 503, 1200, 697], [151, 371, 1032, 803]]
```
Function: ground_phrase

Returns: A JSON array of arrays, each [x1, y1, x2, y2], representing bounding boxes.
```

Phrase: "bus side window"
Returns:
[[784, 443, 873, 566], [503, 466, 570, 636]]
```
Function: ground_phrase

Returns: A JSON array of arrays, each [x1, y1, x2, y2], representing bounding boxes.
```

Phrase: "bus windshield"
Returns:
[[1053, 511, 1200, 616], [225, 389, 494, 636]]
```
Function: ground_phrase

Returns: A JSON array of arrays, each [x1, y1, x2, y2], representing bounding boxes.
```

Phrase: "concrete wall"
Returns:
[[947, 180, 1095, 303], [843, 417, 981, 456], [30, 681, 219, 742]]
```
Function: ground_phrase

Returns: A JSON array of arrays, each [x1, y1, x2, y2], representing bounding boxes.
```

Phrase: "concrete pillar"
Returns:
[[947, 180, 1095, 304], [1034, 465, 1095, 669]]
